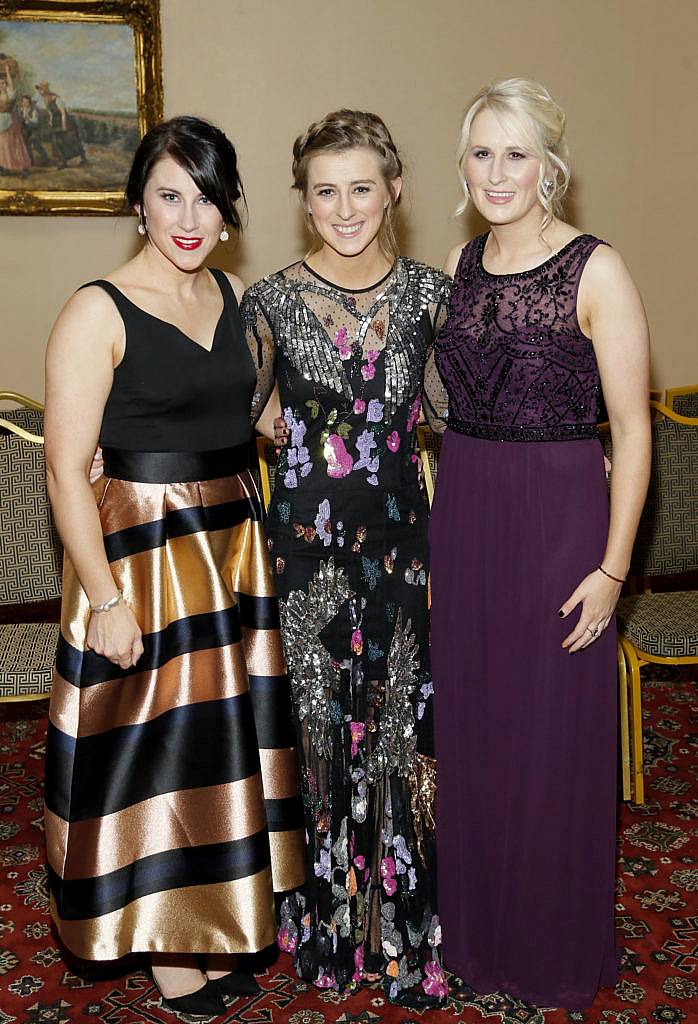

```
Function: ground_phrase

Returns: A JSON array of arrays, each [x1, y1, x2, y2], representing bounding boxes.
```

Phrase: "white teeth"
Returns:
[[486, 191, 514, 197], [335, 224, 362, 235]]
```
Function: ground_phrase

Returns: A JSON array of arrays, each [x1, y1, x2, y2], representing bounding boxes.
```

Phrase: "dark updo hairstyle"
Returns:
[[125, 115, 246, 232]]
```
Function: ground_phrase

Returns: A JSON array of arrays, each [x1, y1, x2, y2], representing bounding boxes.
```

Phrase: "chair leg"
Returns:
[[617, 641, 631, 801], [624, 642, 645, 805]]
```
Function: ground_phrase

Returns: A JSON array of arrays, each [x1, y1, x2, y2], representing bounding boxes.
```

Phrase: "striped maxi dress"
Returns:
[[44, 270, 306, 960]]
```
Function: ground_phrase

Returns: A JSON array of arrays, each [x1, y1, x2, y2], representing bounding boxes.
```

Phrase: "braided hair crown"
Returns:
[[293, 109, 402, 186], [292, 109, 403, 259]]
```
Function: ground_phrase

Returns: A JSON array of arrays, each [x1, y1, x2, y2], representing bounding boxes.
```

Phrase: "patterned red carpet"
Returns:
[[1, 668, 696, 1024]]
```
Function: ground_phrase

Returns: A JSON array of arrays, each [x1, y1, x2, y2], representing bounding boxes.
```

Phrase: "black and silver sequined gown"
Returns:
[[241, 259, 450, 1001]]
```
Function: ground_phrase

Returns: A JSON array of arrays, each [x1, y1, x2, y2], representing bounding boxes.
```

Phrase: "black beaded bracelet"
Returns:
[[597, 564, 626, 584]]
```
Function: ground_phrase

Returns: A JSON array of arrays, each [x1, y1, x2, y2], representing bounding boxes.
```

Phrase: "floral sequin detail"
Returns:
[[325, 434, 354, 478], [360, 350, 379, 381], [334, 325, 352, 360]]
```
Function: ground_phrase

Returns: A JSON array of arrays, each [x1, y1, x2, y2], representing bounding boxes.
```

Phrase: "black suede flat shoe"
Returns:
[[158, 979, 226, 1016], [389, 988, 443, 1010], [209, 971, 261, 997]]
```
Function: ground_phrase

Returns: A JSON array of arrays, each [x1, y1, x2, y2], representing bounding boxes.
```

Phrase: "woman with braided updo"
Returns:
[[241, 110, 450, 1005]]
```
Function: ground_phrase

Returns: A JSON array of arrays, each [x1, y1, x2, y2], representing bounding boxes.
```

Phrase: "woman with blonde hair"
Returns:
[[429, 78, 650, 1009], [241, 109, 449, 1005]]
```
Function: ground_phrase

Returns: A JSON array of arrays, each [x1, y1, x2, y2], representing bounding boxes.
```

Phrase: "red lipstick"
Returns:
[[172, 236, 203, 250]]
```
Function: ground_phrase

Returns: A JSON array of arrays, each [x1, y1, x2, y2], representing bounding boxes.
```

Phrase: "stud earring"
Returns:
[[543, 178, 555, 195], [220, 227, 229, 242], [383, 201, 389, 210]]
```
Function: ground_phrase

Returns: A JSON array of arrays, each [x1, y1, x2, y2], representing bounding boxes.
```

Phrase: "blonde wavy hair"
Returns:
[[292, 109, 403, 260], [455, 78, 570, 229]]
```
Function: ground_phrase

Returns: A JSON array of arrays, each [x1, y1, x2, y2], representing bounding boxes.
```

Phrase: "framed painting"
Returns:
[[0, 0, 163, 214]]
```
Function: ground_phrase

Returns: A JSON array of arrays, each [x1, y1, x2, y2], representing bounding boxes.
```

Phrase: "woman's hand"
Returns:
[[89, 446, 104, 484], [86, 600, 144, 670], [274, 415, 288, 450], [559, 568, 622, 653]]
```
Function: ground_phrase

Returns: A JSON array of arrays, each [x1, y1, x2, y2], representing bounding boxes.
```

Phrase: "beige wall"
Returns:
[[1, 0, 696, 400]]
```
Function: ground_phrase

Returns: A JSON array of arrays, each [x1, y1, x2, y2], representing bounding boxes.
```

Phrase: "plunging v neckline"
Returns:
[[105, 273, 225, 353]]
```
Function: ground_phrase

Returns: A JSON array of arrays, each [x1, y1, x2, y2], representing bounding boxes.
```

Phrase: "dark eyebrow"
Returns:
[[312, 178, 378, 188], [155, 186, 182, 194]]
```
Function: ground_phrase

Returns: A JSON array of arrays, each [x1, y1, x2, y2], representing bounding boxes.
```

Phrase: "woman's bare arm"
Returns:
[[559, 245, 651, 652], [44, 287, 143, 668]]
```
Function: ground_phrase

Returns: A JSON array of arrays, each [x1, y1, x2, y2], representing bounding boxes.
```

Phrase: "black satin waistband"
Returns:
[[102, 445, 251, 483]]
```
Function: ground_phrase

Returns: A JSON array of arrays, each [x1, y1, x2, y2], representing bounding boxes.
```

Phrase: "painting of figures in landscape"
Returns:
[[0, 18, 140, 199]]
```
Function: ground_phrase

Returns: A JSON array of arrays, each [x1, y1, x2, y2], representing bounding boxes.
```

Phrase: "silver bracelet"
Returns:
[[90, 591, 123, 614]]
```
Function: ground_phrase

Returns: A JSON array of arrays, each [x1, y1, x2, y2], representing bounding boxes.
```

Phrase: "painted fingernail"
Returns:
[[558, 610, 564, 617]]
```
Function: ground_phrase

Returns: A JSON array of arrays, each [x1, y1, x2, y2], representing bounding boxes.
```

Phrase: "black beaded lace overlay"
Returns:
[[436, 233, 608, 442]]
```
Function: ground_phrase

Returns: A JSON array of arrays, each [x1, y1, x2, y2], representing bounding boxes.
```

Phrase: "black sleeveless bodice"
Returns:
[[87, 269, 256, 452]]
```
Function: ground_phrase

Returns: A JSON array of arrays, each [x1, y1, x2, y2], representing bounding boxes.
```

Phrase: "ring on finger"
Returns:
[[585, 625, 600, 638]]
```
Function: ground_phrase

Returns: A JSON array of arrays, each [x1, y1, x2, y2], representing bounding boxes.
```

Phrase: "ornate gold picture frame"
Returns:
[[0, 0, 163, 215]]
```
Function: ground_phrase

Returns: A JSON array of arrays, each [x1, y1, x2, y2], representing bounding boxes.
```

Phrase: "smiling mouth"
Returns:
[[172, 236, 204, 250], [484, 191, 515, 202], [333, 223, 364, 237]]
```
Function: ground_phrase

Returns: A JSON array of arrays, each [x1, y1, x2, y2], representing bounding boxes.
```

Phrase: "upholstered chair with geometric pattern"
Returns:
[[0, 394, 62, 702], [416, 425, 442, 506], [254, 436, 278, 510], [616, 402, 698, 804], [665, 384, 698, 418]]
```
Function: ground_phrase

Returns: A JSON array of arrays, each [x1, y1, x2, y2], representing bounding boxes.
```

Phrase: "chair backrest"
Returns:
[[416, 425, 442, 506], [254, 436, 278, 508], [629, 405, 698, 577], [666, 385, 698, 419], [0, 407, 63, 605]]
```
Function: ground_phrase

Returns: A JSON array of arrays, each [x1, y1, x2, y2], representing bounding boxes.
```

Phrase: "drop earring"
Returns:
[[137, 219, 146, 236], [220, 227, 229, 242], [543, 178, 555, 196]]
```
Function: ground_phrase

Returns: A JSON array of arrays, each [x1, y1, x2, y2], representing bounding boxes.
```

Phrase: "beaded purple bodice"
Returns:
[[436, 233, 607, 441]]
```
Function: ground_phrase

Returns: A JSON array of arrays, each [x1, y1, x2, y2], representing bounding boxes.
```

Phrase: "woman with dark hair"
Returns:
[[44, 115, 305, 1016], [241, 110, 449, 1006]]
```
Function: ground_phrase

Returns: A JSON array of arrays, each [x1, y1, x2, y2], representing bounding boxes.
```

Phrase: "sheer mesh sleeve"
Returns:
[[240, 286, 277, 426], [422, 279, 450, 434]]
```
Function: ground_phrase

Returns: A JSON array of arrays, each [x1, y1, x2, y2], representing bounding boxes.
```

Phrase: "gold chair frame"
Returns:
[[255, 435, 274, 509], [416, 424, 437, 506], [615, 401, 698, 804], [665, 384, 698, 412], [0, 391, 45, 443]]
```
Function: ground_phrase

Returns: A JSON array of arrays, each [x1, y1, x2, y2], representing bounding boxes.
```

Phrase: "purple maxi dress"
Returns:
[[429, 234, 618, 1010]]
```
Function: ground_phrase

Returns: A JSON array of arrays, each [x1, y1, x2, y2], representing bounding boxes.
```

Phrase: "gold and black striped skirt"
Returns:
[[45, 446, 306, 960]]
